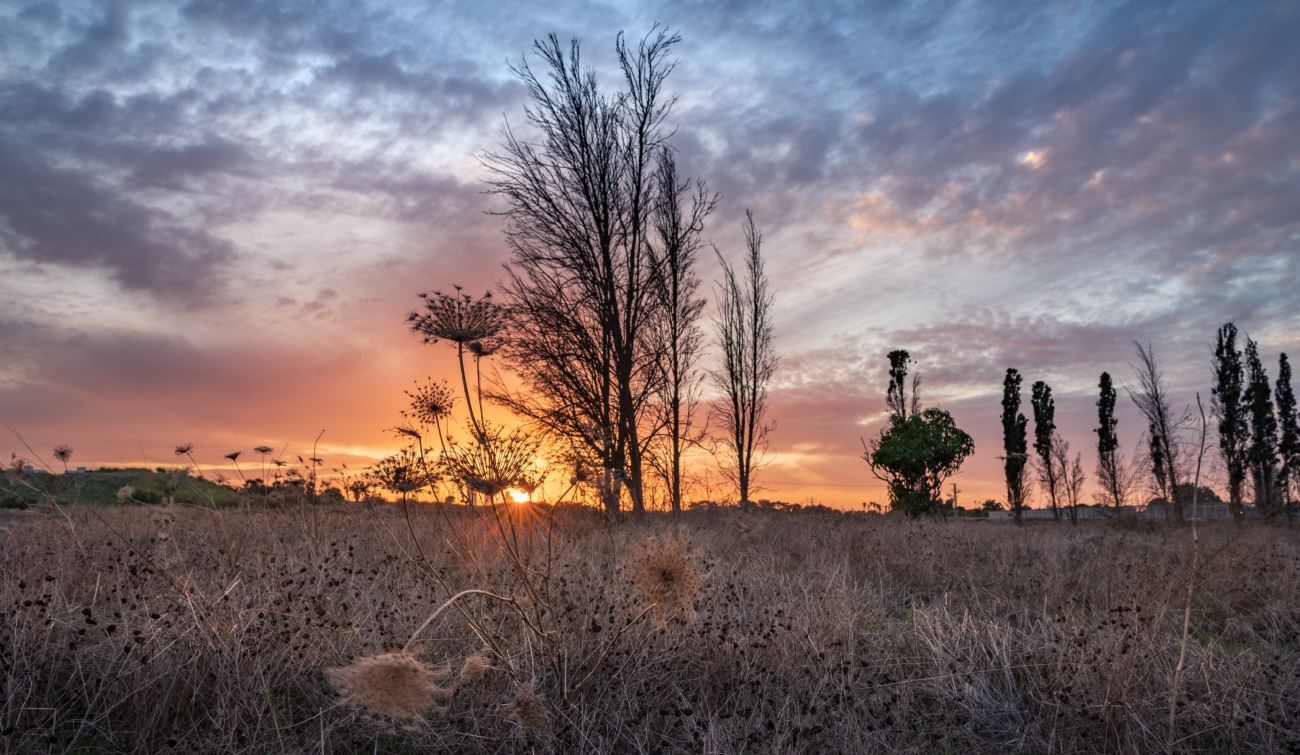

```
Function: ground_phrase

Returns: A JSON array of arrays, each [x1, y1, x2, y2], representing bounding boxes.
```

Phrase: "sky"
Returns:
[[2, 0, 1298, 508]]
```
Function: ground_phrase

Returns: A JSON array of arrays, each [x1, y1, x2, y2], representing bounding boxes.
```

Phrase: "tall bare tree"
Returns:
[[1129, 342, 1189, 523], [485, 30, 680, 517], [712, 211, 777, 511], [646, 147, 714, 512]]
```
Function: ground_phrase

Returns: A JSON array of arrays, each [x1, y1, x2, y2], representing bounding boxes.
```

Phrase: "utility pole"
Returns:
[[951, 483, 960, 513]]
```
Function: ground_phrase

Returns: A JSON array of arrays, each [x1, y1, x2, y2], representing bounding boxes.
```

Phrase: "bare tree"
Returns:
[[485, 30, 680, 517], [646, 147, 714, 512], [712, 211, 777, 511], [1128, 342, 1190, 523], [1052, 438, 1085, 524]]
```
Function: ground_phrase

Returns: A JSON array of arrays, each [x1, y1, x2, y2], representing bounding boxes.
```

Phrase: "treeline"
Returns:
[[998, 324, 1299, 524]]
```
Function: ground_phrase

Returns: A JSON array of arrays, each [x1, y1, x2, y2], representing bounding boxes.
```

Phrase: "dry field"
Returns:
[[1, 503, 1298, 754]]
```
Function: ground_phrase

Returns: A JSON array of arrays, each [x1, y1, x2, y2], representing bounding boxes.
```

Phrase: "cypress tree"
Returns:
[[1001, 369, 1029, 524], [1244, 339, 1279, 514], [1211, 323, 1249, 520], [1031, 381, 1060, 520]]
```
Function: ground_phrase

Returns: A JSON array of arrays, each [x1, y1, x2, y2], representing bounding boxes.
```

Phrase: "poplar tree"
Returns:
[[1031, 380, 1061, 521], [1277, 354, 1299, 518], [1244, 339, 1279, 513], [1095, 372, 1130, 516], [1001, 369, 1029, 524], [1211, 323, 1249, 520]]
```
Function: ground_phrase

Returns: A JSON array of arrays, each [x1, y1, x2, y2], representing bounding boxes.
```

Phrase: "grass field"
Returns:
[[2, 502, 1297, 753]]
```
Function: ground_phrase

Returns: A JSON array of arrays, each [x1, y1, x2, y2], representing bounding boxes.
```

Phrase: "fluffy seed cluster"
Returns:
[[503, 680, 550, 738], [629, 533, 705, 622], [327, 652, 450, 722], [459, 653, 494, 683]]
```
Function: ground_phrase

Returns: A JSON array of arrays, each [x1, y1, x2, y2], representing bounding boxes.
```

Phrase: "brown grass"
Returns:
[[1, 503, 1297, 753]]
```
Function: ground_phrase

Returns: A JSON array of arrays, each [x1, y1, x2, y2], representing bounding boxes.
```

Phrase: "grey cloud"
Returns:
[[0, 136, 233, 298]]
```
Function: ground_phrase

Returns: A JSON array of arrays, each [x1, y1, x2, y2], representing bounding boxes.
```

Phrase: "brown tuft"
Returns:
[[459, 653, 495, 683], [326, 652, 450, 722], [629, 532, 705, 622], [503, 680, 550, 738]]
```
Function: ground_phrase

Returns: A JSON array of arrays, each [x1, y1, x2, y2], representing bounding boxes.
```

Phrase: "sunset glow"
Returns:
[[2, 2, 1297, 510]]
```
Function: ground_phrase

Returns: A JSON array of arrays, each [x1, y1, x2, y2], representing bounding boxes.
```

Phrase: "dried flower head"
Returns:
[[174, 444, 194, 457], [503, 680, 550, 738], [52, 445, 73, 464], [466, 478, 505, 496], [6, 455, 27, 485], [459, 653, 495, 684], [253, 445, 273, 455], [116, 486, 135, 504], [629, 533, 705, 623], [224, 451, 241, 462], [326, 652, 450, 722], [403, 379, 456, 428], [408, 287, 505, 345], [466, 338, 502, 358]]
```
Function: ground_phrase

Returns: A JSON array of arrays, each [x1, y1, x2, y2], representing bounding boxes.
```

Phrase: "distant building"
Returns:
[[990, 502, 1260, 521]]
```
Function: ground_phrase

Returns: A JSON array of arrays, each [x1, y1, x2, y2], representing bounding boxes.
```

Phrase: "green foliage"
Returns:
[[867, 408, 974, 517]]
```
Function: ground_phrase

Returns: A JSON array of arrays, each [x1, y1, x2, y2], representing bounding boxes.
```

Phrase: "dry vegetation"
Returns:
[[2, 503, 1298, 754]]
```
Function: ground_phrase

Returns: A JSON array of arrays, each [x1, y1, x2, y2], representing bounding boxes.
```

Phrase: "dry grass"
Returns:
[[1, 503, 1298, 753]]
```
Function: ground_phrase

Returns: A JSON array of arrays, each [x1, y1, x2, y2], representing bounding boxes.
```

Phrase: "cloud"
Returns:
[[1, 0, 1297, 504]]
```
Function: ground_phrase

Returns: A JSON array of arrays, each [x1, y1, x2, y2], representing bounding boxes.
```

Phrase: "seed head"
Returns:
[[629, 532, 705, 623], [52, 445, 73, 464], [326, 652, 450, 722], [503, 680, 550, 738], [459, 653, 494, 683], [403, 379, 456, 428], [408, 289, 505, 345]]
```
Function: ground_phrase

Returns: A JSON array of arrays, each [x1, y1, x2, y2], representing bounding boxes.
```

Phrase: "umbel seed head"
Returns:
[[326, 652, 450, 722]]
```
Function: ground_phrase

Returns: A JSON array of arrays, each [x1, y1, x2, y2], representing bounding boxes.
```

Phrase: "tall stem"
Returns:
[[457, 342, 482, 438]]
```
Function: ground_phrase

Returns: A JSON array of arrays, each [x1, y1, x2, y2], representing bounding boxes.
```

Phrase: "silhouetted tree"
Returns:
[[886, 350, 920, 421], [647, 148, 714, 512], [1211, 323, 1249, 520], [1278, 354, 1299, 519], [486, 30, 681, 516], [1129, 342, 1187, 523], [712, 211, 777, 512], [1094, 372, 1135, 516], [1244, 339, 1279, 514], [1031, 380, 1062, 521], [1001, 369, 1030, 524]]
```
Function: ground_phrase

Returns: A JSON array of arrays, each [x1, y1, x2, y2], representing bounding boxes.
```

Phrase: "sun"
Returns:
[[509, 489, 530, 504]]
